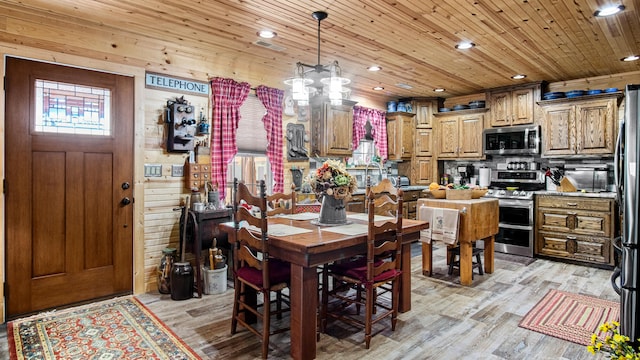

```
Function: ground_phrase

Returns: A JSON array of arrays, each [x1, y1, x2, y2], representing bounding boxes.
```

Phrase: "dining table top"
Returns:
[[221, 212, 429, 267]]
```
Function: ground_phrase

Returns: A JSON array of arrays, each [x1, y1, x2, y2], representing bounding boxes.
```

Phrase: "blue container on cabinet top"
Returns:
[[387, 101, 397, 112]]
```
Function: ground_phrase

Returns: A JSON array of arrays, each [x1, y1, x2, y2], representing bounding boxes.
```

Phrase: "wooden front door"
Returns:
[[5, 57, 134, 318]]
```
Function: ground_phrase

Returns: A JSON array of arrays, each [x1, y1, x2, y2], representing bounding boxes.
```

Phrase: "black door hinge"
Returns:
[[3, 282, 7, 299], [3, 179, 5, 194]]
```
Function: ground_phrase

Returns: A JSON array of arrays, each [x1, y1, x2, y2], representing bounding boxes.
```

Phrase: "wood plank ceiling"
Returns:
[[0, 0, 638, 103]]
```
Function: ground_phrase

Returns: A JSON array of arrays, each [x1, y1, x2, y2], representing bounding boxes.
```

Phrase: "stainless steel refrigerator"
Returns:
[[614, 84, 640, 343]]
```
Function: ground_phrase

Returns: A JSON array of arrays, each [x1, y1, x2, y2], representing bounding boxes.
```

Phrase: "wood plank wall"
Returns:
[[0, 5, 640, 313]]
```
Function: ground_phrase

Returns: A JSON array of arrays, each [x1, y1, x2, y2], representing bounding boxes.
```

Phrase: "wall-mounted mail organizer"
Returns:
[[166, 96, 197, 152]]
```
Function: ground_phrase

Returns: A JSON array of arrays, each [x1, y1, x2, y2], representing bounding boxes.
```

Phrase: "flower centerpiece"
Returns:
[[587, 321, 640, 359], [306, 159, 357, 225], [307, 159, 358, 200]]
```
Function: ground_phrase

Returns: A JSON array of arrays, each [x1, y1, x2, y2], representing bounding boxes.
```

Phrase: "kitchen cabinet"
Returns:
[[414, 128, 433, 157], [387, 112, 415, 160], [413, 128, 436, 185], [309, 99, 357, 157], [540, 93, 622, 157], [412, 157, 436, 186], [411, 98, 441, 128], [535, 195, 616, 267], [346, 194, 365, 213], [434, 110, 486, 159], [402, 189, 422, 220], [487, 82, 541, 127]]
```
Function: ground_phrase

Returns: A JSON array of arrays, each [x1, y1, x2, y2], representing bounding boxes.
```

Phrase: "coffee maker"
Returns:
[[457, 165, 475, 185]]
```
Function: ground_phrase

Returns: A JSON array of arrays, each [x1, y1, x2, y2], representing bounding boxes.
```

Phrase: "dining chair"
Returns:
[[320, 187, 404, 349], [365, 176, 401, 215], [230, 179, 291, 359], [266, 184, 296, 216]]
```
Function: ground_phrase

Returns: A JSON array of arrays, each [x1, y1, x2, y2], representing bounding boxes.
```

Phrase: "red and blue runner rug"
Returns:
[[8, 296, 200, 359], [519, 289, 619, 346]]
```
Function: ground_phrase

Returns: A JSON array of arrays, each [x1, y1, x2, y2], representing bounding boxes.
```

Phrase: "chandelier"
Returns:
[[284, 11, 350, 106]]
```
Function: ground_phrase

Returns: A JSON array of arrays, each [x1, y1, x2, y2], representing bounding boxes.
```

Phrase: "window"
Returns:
[[223, 95, 271, 202], [34, 79, 111, 136], [224, 153, 271, 203]]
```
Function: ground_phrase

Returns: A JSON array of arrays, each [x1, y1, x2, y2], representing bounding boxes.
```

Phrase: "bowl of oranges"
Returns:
[[423, 182, 447, 199]]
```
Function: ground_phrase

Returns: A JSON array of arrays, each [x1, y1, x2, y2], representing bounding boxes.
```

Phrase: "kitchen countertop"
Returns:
[[534, 190, 617, 199], [352, 185, 428, 195]]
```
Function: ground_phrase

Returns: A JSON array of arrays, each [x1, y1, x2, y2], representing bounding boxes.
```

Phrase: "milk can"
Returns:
[[170, 262, 194, 300], [157, 247, 177, 294]]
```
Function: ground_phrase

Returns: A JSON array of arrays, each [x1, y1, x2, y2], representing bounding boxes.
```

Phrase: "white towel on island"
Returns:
[[418, 205, 459, 245]]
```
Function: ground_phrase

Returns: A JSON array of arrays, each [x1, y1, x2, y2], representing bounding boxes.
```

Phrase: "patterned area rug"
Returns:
[[8, 296, 200, 360], [519, 289, 620, 346]]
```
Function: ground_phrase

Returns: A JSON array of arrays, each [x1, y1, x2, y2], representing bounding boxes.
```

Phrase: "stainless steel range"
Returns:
[[481, 170, 545, 257]]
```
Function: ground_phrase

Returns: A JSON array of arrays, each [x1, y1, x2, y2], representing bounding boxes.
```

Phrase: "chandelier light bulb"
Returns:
[[291, 78, 309, 102]]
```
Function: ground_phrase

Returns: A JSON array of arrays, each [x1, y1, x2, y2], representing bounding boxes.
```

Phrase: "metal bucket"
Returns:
[[317, 196, 348, 225]]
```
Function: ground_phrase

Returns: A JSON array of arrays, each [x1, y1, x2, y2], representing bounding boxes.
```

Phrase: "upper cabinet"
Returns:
[[387, 111, 415, 160], [539, 93, 622, 157], [309, 99, 357, 157], [487, 83, 542, 127], [414, 128, 433, 157], [435, 109, 486, 159], [411, 98, 442, 128]]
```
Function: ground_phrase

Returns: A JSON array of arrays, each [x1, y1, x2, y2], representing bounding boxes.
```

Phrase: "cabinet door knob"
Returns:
[[121, 197, 132, 206]]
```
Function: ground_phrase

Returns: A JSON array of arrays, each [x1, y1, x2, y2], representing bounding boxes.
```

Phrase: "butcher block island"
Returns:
[[418, 198, 499, 285]]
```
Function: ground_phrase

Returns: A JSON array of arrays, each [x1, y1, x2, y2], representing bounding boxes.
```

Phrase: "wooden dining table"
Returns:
[[220, 212, 428, 360]]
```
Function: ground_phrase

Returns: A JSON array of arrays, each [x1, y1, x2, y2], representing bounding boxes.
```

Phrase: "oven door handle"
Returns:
[[498, 200, 533, 208], [499, 223, 533, 231]]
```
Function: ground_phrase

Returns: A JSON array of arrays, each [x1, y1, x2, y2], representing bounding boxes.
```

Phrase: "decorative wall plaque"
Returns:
[[286, 123, 309, 161]]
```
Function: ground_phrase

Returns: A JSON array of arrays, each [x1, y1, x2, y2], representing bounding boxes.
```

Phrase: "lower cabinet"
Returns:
[[403, 190, 421, 220], [347, 194, 365, 213], [535, 195, 616, 266], [412, 156, 436, 185], [347, 190, 422, 219]]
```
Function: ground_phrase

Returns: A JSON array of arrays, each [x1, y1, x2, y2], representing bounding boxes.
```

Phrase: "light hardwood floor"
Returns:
[[0, 243, 616, 359]]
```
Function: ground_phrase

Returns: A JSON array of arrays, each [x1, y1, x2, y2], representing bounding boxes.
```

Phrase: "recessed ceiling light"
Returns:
[[622, 55, 639, 62], [434, 88, 445, 92], [373, 86, 384, 91], [511, 74, 527, 80], [367, 65, 382, 71], [455, 42, 475, 50], [594, 5, 625, 17], [257, 30, 277, 39]]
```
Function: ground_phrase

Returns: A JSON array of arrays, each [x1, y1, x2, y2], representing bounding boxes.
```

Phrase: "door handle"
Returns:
[[121, 197, 132, 206], [122, 182, 130, 190]]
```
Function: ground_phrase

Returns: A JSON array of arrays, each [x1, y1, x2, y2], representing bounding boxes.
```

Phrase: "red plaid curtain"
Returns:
[[210, 77, 251, 200], [256, 85, 285, 193], [352, 106, 388, 160]]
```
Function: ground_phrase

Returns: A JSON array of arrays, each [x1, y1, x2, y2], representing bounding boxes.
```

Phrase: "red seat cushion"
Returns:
[[329, 258, 400, 283], [328, 257, 368, 274], [237, 258, 290, 288]]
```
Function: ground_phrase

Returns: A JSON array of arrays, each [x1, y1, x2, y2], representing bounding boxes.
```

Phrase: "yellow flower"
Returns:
[[587, 320, 640, 359], [614, 334, 627, 343]]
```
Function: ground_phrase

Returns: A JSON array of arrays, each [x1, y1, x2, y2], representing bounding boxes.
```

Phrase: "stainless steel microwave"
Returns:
[[483, 125, 540, 155]]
